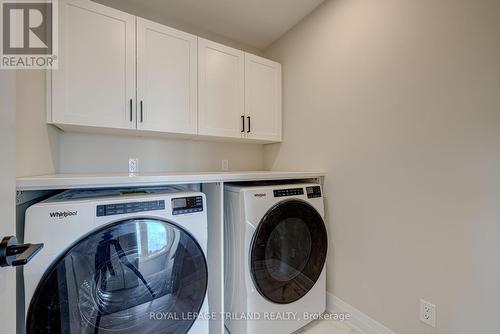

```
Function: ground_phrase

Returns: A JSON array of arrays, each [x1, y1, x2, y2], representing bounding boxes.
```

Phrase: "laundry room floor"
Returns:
[[295, 319, 360, 334], [224, 319, 359, 334]]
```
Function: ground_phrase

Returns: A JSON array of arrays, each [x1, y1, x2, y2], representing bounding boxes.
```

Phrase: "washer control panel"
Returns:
[[306, 186, 322, 198], [172, 196, 204, 215], [97, 200, 165, 217], [273, 188, 304, 197]]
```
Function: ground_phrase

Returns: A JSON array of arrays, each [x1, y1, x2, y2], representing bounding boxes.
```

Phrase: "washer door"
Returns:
[[27, 218, 207, 334], [250, 200, 327, 304]]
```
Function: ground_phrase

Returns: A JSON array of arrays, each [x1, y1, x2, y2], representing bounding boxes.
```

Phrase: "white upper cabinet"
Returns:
[[244, 53, 282, 142], [51, 0, 136, 129], [198, 38, 245, 139], [136, 18, 198, 135], [48, 1, 282, 143]]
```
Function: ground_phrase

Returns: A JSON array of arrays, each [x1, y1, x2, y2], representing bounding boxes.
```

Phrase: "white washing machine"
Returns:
[[24, 187, 209, 334], [224, 183, 328, 334]]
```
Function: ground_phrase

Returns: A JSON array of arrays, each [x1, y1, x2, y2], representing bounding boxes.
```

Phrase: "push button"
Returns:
[[273, 188, 304, 197], [95, 200, 165, 217]]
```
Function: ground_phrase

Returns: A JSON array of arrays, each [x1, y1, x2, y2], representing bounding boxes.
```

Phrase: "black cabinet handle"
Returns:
[[0, 236, 43, 267], [241, 115, 245, 133], [247, 116, 251, 133], [129, 99, 133, 122], [140, 100, 143, 123]]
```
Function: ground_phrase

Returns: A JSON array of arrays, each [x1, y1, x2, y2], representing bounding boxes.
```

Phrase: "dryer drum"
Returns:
[[250, 199, 328, 304], [26, 218, 208, 334]]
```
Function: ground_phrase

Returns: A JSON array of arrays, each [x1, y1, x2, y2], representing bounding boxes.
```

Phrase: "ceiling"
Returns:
[[93, 0, 325, 50]]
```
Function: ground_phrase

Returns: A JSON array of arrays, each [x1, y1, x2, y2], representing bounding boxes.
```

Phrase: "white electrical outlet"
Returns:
[[420, 299, 436, 328], [221, 160, 229, 171], [128, 158, 139, 174]]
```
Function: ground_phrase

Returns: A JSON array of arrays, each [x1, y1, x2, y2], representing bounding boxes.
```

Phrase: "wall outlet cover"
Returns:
[[221, 160, 229, 171], [129, 158, 139, 174], [420, 299, 436, 328]]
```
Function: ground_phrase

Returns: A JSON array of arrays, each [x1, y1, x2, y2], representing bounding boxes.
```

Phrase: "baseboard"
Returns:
[[326, 292, 398, 334]]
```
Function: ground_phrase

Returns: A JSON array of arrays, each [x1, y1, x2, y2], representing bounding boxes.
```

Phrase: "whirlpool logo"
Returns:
[[50, 211, 77, 219], [254, 193, 266, 197]]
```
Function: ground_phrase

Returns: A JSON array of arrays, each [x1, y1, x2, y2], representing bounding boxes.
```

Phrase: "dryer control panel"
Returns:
[[96, 200, 165, 217], [172, 196, 204, 215], [306, 186, 322, 198], [273, 188, 304, 197]]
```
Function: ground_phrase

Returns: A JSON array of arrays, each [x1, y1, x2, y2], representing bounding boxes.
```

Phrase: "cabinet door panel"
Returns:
[[245, 53, 282, 142], [52, 0, 136, 129], [137, 18, 197, 135], [198, 38, 244, 138]]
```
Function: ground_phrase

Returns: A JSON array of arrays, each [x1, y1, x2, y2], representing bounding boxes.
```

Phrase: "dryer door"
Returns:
[[250, 200, 327, 304], [27, 218, 207, 334]]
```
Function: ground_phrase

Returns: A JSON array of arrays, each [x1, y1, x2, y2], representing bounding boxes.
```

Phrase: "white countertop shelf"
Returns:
[[16, 171, 325, 191]]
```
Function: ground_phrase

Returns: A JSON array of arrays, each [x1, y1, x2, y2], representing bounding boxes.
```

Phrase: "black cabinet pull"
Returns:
[[0, 236, 43, 267], [129, 99, 133, 122], [247, 116, 251, 133], [241, 115, 245, 132], [140, 100, 143, 123]]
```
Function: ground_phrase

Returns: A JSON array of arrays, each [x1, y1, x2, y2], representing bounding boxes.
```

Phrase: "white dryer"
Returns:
[[24, 187, 209, 334], [224, 183, 328, 334]]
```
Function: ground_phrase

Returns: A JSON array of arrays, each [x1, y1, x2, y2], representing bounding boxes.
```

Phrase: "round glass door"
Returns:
[[250, 200, 327, 304], [27, 219, 208, 334]]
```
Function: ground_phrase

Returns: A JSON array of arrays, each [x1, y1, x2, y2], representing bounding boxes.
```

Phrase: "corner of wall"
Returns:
[[16, 70, 60, 177]]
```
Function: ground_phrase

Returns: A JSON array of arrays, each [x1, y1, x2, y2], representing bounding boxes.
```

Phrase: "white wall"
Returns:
[[264, 0, 500, 333]]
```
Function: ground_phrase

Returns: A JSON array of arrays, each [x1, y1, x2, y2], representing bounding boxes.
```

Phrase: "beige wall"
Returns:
[[16, 71, 60, 177], [0, 70, 17, 334], [264, 0, 500, 333], [58, 132, 264, 173]]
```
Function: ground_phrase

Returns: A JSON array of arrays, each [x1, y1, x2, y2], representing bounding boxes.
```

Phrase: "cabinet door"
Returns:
[[137, 18, 197, 135], [198, 38, 244, 138], [51, 0, 136, 129], [244, 53, 282, 142]]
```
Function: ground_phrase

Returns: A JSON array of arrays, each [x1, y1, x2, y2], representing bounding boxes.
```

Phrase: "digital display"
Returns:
[[172, 198, 187, 209], [306, 186, 322, 198], [171, 196, 203, 215]]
